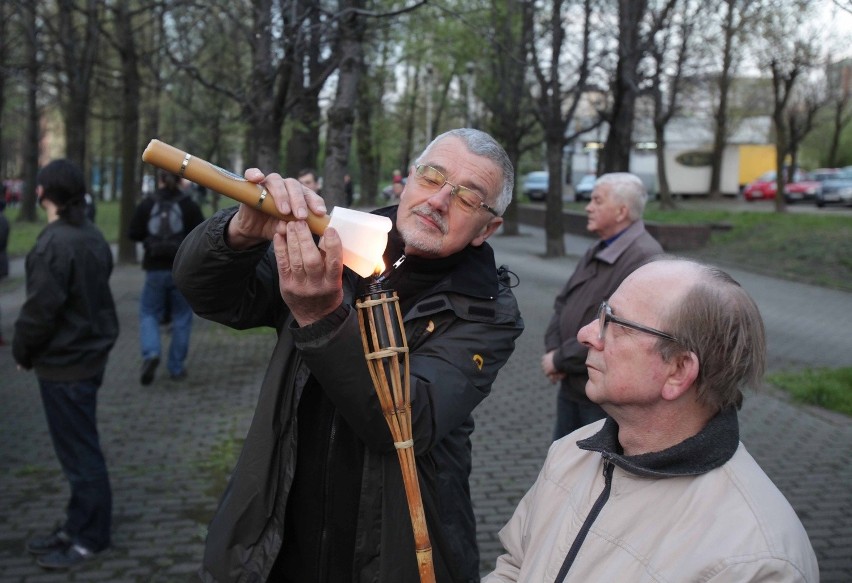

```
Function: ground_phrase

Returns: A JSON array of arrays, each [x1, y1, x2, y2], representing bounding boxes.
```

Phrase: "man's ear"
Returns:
[[471, 216, 503, 247], [661, 350, 699, 402], [615, 203, 630, 224]]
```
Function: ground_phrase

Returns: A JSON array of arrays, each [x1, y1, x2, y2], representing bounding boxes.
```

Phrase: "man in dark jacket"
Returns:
[[541, 173, 663, 440], [13, 159, 119, 570], [129, 170, 204, 384], [173, 128, 524, 582]]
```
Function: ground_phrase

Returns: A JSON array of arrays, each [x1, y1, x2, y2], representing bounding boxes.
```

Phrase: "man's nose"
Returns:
[[577, 319, 601, 349], [427, 182, 453, 211]]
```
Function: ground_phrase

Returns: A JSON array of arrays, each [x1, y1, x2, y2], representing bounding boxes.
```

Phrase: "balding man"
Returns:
[[542, 172, 663, 440], [487, 259, 818, 582]]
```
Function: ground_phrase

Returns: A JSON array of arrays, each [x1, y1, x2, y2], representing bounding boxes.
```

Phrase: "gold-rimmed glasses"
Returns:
[[414, 164, 499, 216]]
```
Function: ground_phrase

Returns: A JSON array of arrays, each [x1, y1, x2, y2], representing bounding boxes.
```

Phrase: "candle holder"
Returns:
[[356, 269, 435, 583]]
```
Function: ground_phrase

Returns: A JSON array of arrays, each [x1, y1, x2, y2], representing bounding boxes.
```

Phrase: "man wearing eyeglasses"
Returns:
[[542, 172, 663, 441], [485, 258, 818, 582], [173, 128, 523, 582]]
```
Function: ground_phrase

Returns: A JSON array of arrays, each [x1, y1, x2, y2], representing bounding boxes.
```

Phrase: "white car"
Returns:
[[574, 174, 597, 202]]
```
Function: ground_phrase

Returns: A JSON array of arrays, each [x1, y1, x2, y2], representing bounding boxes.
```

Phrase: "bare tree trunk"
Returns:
[[773, 116, 788, 213], [400, 58, 422, 172], [243, 0, 290, 171], [482, 0, 535, 237], [323, 0, 364, 209], [0, 1, 9, 176], [655, 125, 675, 210], [115, 1, 140, 264], [600, 0, 646, 173], [19, 0, 40, 223], [709, 0, 736, 199], [826, 98, 851, 167], [286, 89, 323, 176], [57, 0, 101, 168], [544, 138, 566, 257]]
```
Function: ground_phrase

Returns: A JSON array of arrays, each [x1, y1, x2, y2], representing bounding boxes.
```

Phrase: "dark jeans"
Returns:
[[39, 375, 112, 551], [553, 388, 607, 441]]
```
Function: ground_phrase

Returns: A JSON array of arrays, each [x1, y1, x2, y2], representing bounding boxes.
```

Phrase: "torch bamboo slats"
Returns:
[[356, 291, 436, 583]]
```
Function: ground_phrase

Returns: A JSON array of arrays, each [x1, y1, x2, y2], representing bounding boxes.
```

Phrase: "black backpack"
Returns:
[[145, 193, 186, 259]]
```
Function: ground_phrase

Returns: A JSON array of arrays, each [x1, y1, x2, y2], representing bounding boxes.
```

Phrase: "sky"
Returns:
[[819, 1, 852, 59]]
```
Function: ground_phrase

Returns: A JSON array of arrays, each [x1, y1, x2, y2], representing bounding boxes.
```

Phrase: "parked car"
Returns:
[[815, 167, 852, 207], [743, 169, 808, 201], [783, 172, 823, 204], [573, 174, 597, 201], [522, 171, 549, 201]]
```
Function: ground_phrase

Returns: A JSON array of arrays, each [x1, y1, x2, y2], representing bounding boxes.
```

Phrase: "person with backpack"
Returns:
[[129, 169, 204, 385]]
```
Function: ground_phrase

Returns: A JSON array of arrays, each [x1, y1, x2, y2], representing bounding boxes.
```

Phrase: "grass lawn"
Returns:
[[767, 368, 852, 416]]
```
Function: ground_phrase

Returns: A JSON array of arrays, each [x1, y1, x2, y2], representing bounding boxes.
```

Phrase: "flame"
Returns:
[[373, 259, 385, 277]]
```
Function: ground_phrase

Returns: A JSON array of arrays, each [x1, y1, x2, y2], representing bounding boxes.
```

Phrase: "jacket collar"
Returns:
[[373, 205, 499, 300], [577, 407, 740, 478], [595, 220, 648, 265]]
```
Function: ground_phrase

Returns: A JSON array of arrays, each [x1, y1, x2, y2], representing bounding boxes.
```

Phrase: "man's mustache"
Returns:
[[411, 205, 448, 234]]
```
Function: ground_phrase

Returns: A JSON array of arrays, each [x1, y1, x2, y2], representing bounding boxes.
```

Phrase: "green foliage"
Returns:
[[767, 368, 852, 416]]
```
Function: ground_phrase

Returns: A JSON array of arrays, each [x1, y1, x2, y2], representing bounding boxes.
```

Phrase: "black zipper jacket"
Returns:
[[13, 219, 118, 380], [173, 206, 524, 583]]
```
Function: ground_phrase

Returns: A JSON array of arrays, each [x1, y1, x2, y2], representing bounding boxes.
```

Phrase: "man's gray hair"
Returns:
[[416, 128, 514, 216], [594, 173, 647, 221], [657, 260, 766, 411]]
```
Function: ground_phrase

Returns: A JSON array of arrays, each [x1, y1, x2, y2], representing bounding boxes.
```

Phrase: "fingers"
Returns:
[[274, 222, 344, 326], [258, 174, 328, 221]]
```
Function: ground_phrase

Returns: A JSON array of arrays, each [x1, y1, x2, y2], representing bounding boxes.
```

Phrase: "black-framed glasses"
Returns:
[[597, 301, 681, 343], [414, 164, 499, 216]]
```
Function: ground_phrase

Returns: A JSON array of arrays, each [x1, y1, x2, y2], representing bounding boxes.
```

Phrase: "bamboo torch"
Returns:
[[356, 269, 436, 583], [141, 139, 390, 278]]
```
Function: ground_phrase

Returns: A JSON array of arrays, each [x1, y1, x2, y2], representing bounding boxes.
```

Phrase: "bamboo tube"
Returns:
[[356, 290, 436, 583], [141, 139, 330, 236]]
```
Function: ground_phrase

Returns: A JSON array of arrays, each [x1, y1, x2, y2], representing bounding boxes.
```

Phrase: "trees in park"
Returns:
[[0, 0, 850, 256], [528, 0, 599, 256]]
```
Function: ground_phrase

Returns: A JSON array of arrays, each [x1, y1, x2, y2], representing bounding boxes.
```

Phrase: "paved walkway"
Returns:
[[0, 225, 849, 582]]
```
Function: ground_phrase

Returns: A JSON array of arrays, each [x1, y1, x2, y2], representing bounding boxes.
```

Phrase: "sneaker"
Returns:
[[170, 370, 187, 381], [26, 528, 71, 555], [140, 356, 160, 385], [36, 543, 105, 570]]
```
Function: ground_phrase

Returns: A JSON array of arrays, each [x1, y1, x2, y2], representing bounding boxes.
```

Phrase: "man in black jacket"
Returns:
[[13, 159, 119, 570], [174, 128, 524, 582]]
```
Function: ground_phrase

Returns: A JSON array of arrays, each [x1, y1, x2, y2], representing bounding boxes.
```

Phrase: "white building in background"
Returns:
[[566, 115, 777, 197]]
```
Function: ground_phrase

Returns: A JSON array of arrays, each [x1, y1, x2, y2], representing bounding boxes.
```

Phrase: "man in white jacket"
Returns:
[[484, 258, 818, 583]]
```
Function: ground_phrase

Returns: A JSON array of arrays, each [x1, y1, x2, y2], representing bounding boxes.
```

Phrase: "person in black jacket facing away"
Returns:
[[173, 128, 524, 582], [13, 159, 119, 570], [129, 170, 204, 385]]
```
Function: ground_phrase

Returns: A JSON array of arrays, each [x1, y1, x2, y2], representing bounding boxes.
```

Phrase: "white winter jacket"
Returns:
[[484, 410, 818, 582]]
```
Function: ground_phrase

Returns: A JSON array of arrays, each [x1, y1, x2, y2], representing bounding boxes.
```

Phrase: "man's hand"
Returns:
[[274, 221, 344, 327], [541, 350, 565, 384], [226, 169, 327, 250]]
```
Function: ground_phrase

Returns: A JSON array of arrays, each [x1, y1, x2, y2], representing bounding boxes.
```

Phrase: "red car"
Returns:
[[743, 170, 813, 201]]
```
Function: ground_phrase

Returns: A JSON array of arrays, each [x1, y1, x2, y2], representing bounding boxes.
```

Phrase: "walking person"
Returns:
[[542, 173, 663, 440], [129, 169, 204, 384], [13, 159, 119, 570], [174, 128, 523, 582]]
